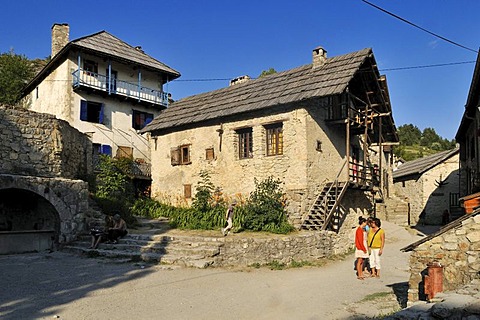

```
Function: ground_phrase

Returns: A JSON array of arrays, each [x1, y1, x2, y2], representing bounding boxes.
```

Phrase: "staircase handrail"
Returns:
[[321, 181, 349, 231]]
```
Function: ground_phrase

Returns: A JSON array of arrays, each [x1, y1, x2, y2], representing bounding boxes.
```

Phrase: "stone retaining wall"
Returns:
[[214, 230, 350, 267], [407, 213, 480, 301]]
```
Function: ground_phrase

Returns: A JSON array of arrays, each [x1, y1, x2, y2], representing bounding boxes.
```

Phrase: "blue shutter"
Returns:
[[145, 113, 153, 126], [101, 145, 112, 156], [80, 100, 88, 121], [99, 103, 104, 124]]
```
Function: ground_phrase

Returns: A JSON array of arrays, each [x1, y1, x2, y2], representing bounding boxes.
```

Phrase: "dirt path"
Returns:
[[0, 221, 424, 320]]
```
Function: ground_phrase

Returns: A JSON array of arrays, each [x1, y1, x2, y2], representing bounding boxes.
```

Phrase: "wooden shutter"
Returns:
[[184, 184, 192, 199], [171, 147, 180, 166], [206, 148, 214, 160], [116, 146, 133, 159]]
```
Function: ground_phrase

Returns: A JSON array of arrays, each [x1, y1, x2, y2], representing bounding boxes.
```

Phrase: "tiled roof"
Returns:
[[71, 31, 180, 77], [21, 30, 180, 98], [393, 147, 459, 180], [141, 48, 372, 133]]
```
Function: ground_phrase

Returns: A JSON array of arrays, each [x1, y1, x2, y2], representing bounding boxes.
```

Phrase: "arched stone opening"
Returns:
[[0, 188, 60, 253]]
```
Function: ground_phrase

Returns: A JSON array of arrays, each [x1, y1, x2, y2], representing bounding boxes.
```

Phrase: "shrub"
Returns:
[[238, 177, 294, 234], [94, 155, 135, 225]]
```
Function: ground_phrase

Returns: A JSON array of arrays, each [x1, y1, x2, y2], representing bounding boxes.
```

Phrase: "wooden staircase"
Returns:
[[301, 181, 349, 231]]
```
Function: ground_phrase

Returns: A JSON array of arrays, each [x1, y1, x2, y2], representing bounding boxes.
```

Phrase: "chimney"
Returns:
[[51, 23, 70, 58], [312, 46, 327, 69], [229, 75, 251, 86]]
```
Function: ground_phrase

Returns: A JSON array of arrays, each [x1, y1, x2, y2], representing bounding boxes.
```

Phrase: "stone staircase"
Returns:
[[62, 218, 225, 268], [380, 196, 409, 226]]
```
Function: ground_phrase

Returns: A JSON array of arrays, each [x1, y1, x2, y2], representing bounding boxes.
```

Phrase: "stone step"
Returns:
[[63, 245, 215, 268], [72, 239, 221, 257]]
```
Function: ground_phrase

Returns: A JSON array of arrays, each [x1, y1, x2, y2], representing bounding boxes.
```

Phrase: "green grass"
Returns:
[[360, 291, 392, 302]]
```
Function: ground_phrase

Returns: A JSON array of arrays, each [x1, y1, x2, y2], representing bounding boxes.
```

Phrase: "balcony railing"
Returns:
[[72, 69, 168, 107]]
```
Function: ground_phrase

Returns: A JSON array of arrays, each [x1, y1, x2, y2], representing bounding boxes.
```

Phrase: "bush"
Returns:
[[94, 155, 135, 225], [237, 177, 294, 234]]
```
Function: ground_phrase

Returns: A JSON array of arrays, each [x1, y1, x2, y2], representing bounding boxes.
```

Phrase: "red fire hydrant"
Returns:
[[424, 261, 443, 300]]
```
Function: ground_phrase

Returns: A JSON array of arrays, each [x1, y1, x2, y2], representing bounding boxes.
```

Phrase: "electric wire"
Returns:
[[361, 0, 478, 53]]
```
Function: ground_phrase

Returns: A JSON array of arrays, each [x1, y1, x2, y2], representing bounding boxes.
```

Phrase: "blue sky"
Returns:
[[1, 0, 479, 140]]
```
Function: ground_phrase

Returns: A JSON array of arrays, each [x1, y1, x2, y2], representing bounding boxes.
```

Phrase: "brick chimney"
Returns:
[[51, 23, 69, 58], [312, 46, 327, 69]]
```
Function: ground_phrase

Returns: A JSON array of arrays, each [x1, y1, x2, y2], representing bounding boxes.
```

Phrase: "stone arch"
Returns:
[[0, 175, 90, 245], [0, 188, 61, 235]]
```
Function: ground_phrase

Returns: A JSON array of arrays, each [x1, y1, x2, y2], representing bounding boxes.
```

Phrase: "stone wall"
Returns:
[[215, 230, 345, 267], [0, 105, 92, 179], [407, 213, 480, 301]]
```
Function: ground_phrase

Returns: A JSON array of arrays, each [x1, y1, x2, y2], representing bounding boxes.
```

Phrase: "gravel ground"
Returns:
[[0, 221, 424, 320]]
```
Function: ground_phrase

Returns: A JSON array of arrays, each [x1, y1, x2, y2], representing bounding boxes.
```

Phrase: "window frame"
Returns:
[[80, 100, 104, 124], [237, 127, 253, 159], [265, 123, 283, 156]]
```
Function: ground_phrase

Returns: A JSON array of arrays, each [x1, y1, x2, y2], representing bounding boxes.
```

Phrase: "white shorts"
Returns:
[[355, 248, 369, 259], [369, 248, 381, 269]]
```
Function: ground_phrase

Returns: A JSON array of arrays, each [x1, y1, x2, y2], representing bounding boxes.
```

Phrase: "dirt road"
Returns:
[[0, 221, 423, 319]]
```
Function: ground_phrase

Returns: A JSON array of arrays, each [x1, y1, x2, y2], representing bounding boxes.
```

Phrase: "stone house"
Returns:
[[401, 211, 480, 302], [457, 50, 480, 198], [0, 104, 92, 253], [141, 46, 399, 231], [393, 148, 460, 225], [20, 23, 180, 185]]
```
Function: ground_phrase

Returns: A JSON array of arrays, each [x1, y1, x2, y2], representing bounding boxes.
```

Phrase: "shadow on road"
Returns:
[[0, 251, 154, 319]]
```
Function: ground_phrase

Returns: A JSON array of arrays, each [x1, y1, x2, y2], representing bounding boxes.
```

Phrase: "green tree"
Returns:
[[258, 68, 277, 78], [420, 127, 441, 147], [0, 49, 34, 105], [397, 124, 421, 146]]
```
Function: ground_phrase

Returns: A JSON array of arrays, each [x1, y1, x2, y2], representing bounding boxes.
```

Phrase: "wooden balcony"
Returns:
[[72, 69, 168, 107]]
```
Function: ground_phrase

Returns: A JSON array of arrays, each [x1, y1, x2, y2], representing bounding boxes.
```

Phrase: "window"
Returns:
[[171, 145, 191, 165], [181, 145, 190, 164], [265, 123, 283, 156], [80, 100, 104, 124], [237, 128, 253, 159], [132, 110, 154, 130], [84, 60, 98, 76]]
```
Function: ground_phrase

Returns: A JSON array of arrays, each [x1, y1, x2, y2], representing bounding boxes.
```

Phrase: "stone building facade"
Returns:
[[403, 212, 480, 302], [393, 148, 460, 225], [142, 47, 399, 230], [0, 105, 92, 252]]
